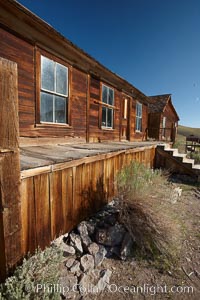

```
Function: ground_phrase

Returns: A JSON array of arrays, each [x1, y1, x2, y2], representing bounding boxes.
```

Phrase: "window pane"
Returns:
[[56, 63, 68, 95], [40, 92, 53, 122], [107, 108, 113, 127], [102, 86, 107, 103], [41, 56, 55, 91], [108, 88, 114, 105], [55, 96, 66, 123], [136, 117, 142, 131], [102, 106, 106, 126]]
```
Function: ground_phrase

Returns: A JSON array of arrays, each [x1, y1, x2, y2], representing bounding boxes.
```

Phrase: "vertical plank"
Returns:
[[0, 58, 21, 281], [20, 178, 36, 255], [34, 174, 51, 249], [62, 168, 73, 232], [50, 171, 64, 239]]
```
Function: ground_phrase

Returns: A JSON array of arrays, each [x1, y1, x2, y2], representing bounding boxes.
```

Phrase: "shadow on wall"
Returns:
[[75, 176, 108, 224]]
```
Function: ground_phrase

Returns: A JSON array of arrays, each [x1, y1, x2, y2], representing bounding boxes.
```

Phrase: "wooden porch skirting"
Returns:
[[20, 143, 157, 257]]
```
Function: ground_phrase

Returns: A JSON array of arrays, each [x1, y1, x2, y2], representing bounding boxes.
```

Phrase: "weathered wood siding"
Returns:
[[20, 146, 156, 255], [148, 113, 161, 139], [131, 101, 148, 141], [0, 27, 35, 133], [89, 77, 121, 142], [0, 26, 149, 143]]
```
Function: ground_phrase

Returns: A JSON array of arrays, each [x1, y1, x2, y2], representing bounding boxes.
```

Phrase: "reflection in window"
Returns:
[[101, 84, 114, 128], [40, 55, 68, 123]]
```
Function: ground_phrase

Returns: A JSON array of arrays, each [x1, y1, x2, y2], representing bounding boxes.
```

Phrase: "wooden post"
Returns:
[[0, 58, 21, 282]]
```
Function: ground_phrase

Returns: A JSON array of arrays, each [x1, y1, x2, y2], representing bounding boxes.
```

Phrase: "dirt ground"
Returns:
[[84, 177, 200, 300]]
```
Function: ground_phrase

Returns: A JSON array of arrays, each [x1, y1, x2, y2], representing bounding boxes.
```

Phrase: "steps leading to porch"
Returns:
[[156, 144, 200, 181]]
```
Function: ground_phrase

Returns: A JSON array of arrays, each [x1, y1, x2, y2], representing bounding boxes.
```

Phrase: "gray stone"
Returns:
[[171, 187, 182, 203], [85, 221, 96, 236], [81, 234, 92, 251], [120, 232, 134, 260], [103, 213, 118, 226], [62, 244, 76, 256], [96, 269, 112, 291], [78, 271, 100, 295], [80, 254, 94, 272], [77, 221, 89, 236], [70, 260, 81, 274], [65, 257, 76, 269], [51, 233, 68, 248], [70, 233, 83, 254], [88, 242, 99, 255], [59, 274, 78, 299], [95, 223, 126, 246], [94, 245, 107, 266]]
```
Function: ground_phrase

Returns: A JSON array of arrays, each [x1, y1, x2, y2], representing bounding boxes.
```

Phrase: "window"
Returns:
[[101, 84, 114, 128], [136, 102, 142, 132], [40, 55, 68, 124]]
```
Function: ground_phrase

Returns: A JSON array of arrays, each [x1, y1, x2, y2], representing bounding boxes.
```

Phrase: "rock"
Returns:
[[70, 260, 81, 275], [80, 234, 92, 251], [96, 269, 112, 291], [62, 244, 76, 256], [120, 232, 134, 260], [51, 233, 68, 248], [70, 233, 83, 254], [65, 257, 76, 269], [78, 271, 99, 295], [87, 243, 107, 266], [109, 246, 121, 258], [95, 223, 126, 246], [77, 221, 89, 236], [88, 242, 99, 255], [171, 187, 182, 204], [59, 274, 78, 299], [85, 221, 96, 236], [94, 245, 107, 266], [103, 213, 118, 226], [80, 254, 94, 272]]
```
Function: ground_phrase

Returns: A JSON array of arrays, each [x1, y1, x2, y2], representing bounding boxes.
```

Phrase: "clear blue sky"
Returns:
[[17, 0, 200, 127]]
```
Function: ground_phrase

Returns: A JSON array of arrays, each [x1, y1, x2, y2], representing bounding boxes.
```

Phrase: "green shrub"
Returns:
[[116, 162, 182, 270], [187, 151, 200, 164], [0, 247, 63, 300]]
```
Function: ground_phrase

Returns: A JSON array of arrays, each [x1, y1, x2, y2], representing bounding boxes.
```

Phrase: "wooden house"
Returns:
[[148, 94, 179, 142], [0, 0, 180, 282], [0, 0, 150, 145]]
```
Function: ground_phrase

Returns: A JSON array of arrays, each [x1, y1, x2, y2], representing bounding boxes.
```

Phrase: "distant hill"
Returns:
[[178, 125, 200, 138]]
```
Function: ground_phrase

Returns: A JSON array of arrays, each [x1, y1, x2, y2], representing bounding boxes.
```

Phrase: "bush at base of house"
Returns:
[[116, 161, 182, 270], [0, 247, 63, 300]]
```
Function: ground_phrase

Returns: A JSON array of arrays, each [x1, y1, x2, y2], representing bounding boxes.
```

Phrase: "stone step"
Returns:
[[182, 157, 195, 164], [192, 164, 200, 170]]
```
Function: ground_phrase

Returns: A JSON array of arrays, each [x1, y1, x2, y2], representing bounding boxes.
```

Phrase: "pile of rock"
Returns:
[[52, 200, 135, 299]]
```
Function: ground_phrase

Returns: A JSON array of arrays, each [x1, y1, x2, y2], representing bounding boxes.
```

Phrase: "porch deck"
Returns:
[[20, 141, 160, 171]]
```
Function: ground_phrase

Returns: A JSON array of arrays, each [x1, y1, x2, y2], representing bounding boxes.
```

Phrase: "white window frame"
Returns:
[[40, 55, 68, 124], [135, 102, 142, 132], [101, 84, 114, 129]]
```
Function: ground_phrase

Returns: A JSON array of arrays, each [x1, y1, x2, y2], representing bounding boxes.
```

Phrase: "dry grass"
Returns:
[[116, 162, 183, 270]]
